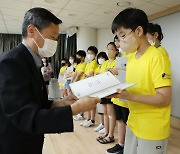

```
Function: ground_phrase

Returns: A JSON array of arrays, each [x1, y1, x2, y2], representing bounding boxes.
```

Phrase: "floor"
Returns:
[[43, 116, 180, 154]]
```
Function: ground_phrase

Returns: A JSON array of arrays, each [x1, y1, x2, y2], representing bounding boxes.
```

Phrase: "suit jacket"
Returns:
[[0, 43, 73, 154]]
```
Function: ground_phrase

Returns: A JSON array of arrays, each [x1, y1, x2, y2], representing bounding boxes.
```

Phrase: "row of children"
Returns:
[[58, 7, 171, 154]]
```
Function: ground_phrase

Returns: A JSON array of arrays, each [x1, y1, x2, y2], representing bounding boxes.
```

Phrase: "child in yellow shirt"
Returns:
[[106, 36, 131, 154], [93, 52, 108, 133], [146, 23, 169, 58], [58, 58, 68, 98], [71, 50, 87, 121], [110, 8, 171, 154], [71, 50, 86, 83], [97, 42, 118, 144]]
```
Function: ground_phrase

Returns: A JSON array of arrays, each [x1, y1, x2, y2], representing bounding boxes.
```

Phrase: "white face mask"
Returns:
[[33, 27, 58, 58], [69, 59, 74, 64], [87, 54, 95, 61], [148, 39, 155, 46], [98, 58, 105, 65], [119, 34, 138, 53]]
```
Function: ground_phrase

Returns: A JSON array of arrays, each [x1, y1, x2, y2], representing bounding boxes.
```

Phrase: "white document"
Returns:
[[116, 57, 128, 70], [69, 71, 135, 99], [117, 70, 126, 83], [66, 66, 73, 74], [116, 57, 129, 102]]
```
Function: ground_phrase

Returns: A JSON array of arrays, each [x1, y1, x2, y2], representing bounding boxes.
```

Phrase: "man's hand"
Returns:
[[63, 93, 77, 105], [66, 93, 78, 101], [71, 96, 101, 115], [51, 93, 77, 108]]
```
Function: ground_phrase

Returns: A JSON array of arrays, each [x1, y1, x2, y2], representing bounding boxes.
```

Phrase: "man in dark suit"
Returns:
[[0, 7, 100, 154]]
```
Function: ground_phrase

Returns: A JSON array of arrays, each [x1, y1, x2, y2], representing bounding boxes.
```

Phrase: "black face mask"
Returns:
[[61, 63, 66, 66], [76, 58, 81, 64]]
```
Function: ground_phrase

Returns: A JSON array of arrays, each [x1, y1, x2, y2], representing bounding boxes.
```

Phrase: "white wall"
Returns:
[[153, 12, 180, 118], [77, 27, 114, 52], [77, 27, 97, 51], [97, 28, 114, 52]]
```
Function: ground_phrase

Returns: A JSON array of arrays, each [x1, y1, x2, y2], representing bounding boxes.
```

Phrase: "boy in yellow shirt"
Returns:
[[71, 50, 87, 83], [80, 46, 98, 127], [71, 50, 87, 120], [93, 52, 108, 133], [110, 8, 171, 154]]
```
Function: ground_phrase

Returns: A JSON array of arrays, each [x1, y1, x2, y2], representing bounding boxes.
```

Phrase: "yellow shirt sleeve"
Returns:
[[157, 46, 169, 58], [151, 54, 172, 88], [94, 65, 100, 75], [99, 61, 108, 73]]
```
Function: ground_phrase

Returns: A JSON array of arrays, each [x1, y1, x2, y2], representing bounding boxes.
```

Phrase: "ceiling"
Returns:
[[0, 0, 180, 34]]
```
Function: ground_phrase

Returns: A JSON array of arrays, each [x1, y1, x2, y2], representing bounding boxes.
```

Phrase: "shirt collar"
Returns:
[[22, 41, 42, 68]]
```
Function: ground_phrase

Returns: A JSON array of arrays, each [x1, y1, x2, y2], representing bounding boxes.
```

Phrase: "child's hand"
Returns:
[[107, 89, 131, 100]]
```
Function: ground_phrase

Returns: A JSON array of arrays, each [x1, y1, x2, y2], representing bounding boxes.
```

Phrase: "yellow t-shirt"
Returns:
[[123, 52, 133, 58], [157, 45, 169, 58], [75, 61, 87, 80], [112, 98, 128, 108], [59, 66, 67, 87], [84, 60, 98, 76], [126, 46, 172, 140], [157, 45, 171, 66], [60, 66, 67, 74], [94, 65, 100, 75], [95, 61, 109, 75], [106, 59, 116, 69]]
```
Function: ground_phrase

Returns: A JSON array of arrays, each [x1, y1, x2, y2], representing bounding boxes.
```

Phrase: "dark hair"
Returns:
[[107, 42, 118, 51], [114, 35, 119, 42], [147, 23, 164, 42], [76, 50, 86, 58], [69, 55, 75, 59], [87, 46, 98, 55], [97, 52, 108, 61], [22, 7, 62, 38], [73, 58, 80, 65], [111, 8, 148, 34], [47, 57, 51, 63], [61, 58, 70, 67]]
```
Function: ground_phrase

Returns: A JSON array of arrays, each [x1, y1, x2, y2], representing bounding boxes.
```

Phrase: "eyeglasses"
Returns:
[[118, 30, 133, 42], [117, 27, 137, 41]]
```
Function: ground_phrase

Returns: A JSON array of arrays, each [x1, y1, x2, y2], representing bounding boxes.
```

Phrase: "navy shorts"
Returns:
[[113, 104, 129, 124], [101, 98, 113, 104]]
